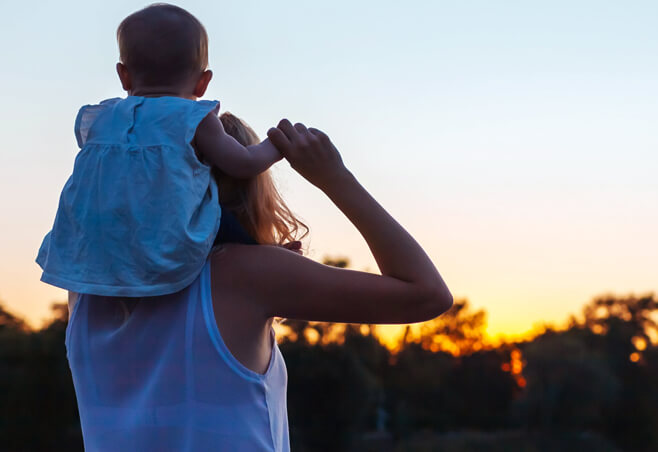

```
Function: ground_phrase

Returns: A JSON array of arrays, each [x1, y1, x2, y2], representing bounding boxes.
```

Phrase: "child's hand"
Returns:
[[267, 119, 348, 192]]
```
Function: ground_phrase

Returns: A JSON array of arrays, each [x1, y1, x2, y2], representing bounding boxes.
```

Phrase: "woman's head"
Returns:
[[217, 113, 308, 246]]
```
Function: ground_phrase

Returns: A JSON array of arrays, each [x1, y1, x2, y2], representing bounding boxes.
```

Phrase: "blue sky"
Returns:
[[0, 0, 656, 339]]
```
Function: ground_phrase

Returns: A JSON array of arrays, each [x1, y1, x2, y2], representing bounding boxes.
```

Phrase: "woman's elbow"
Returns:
[[417, 283, 453, 321]]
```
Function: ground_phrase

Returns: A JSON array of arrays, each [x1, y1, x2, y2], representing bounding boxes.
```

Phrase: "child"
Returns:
[[36, 4, 282, 296]]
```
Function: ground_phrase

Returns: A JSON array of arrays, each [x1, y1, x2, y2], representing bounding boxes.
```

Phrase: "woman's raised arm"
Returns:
[[211, 120, 452, 325]]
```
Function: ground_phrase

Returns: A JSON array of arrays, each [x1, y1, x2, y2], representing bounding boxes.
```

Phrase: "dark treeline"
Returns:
[[1, 288, 657, 451]]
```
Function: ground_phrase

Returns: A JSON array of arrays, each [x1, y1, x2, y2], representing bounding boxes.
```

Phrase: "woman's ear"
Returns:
[[116, 63, 132, 92], [193, 70, 213, 98]]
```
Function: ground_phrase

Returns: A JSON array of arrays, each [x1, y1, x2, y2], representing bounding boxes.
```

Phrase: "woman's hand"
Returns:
[[280, 240, 302, 255], [267, 119, 349, 192]]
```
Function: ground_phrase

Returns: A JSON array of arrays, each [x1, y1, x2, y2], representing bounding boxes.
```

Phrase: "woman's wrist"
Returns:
[[323, 171, 373, 221], [318, 167, 356, 196]]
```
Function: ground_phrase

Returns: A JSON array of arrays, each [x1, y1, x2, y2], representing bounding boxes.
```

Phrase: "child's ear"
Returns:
[[116, 63, 132, 92], [193, 70, 213, 98]]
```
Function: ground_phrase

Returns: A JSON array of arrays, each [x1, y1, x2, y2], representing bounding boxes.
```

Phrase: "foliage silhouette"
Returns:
[[0, 302, 82, 451], [514, 329, 620, 431], [1, 291, 656, 451]]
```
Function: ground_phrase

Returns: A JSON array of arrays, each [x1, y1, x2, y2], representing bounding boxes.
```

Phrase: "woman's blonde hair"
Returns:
[[216, 112, 308, 245]]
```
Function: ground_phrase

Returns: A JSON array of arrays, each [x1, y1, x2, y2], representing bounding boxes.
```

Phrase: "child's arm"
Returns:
[[193, 112, 282, 177]]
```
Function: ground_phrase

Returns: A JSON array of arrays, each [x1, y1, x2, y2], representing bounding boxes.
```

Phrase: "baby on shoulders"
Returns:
[[37, 4, 282, 297]]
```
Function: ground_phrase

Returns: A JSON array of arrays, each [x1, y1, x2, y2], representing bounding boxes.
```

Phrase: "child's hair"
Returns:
[[116, 3, 208, 86], [217, 113, 308, 246]]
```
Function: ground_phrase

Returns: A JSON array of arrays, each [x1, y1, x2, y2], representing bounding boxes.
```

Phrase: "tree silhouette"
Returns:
[[2, 289, 658, 451], [578, 293, 658, 450], [582, 293, 657, 367], [399, 299, 487, 356], [514, 328, 620, 431], [0, 302, 29, 332], [0, 302, 82, 451]]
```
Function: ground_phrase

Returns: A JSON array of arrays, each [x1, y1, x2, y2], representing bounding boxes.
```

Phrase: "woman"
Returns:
[[65, 116, 453, 451]]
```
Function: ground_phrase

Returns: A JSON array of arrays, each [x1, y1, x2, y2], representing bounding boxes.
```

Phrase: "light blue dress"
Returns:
[[66, 257, 290, 451], [36, 96, 222, 296]]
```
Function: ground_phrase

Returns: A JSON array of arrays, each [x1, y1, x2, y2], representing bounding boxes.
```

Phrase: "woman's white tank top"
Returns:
[[65, 257, 290, 451]]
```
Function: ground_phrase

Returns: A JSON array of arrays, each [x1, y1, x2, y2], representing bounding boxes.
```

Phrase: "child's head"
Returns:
[[116, 3, 211, 97]]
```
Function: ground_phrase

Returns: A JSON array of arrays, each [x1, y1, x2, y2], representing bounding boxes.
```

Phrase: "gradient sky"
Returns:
[[0, 0, 656, 341]]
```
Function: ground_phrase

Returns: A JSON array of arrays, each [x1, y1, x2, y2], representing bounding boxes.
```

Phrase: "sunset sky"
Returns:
[[0, 0, 656, 342]]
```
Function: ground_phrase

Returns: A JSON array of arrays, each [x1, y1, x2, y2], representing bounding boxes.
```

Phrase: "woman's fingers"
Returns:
[[281, 240, 303, 255], [276, 119, 298, 142], [308, 127, 329, 142], [267, 127, 291, 155], [272, 120, 315, 160], [270, 119, 346, 190], [294, 122, 308, 134]]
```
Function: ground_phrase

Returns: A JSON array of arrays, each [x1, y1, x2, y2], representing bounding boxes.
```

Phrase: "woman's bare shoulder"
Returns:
[[209, 243, 309, 305], [210, 243, 286, 287]]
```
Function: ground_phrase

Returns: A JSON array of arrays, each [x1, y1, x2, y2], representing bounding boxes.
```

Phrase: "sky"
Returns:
[[0, 0, 656, 342]]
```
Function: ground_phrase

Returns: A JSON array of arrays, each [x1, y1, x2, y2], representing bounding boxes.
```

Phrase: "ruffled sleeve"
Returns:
[[185, 100, 220, 144], [74, 98, 121, 148]]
